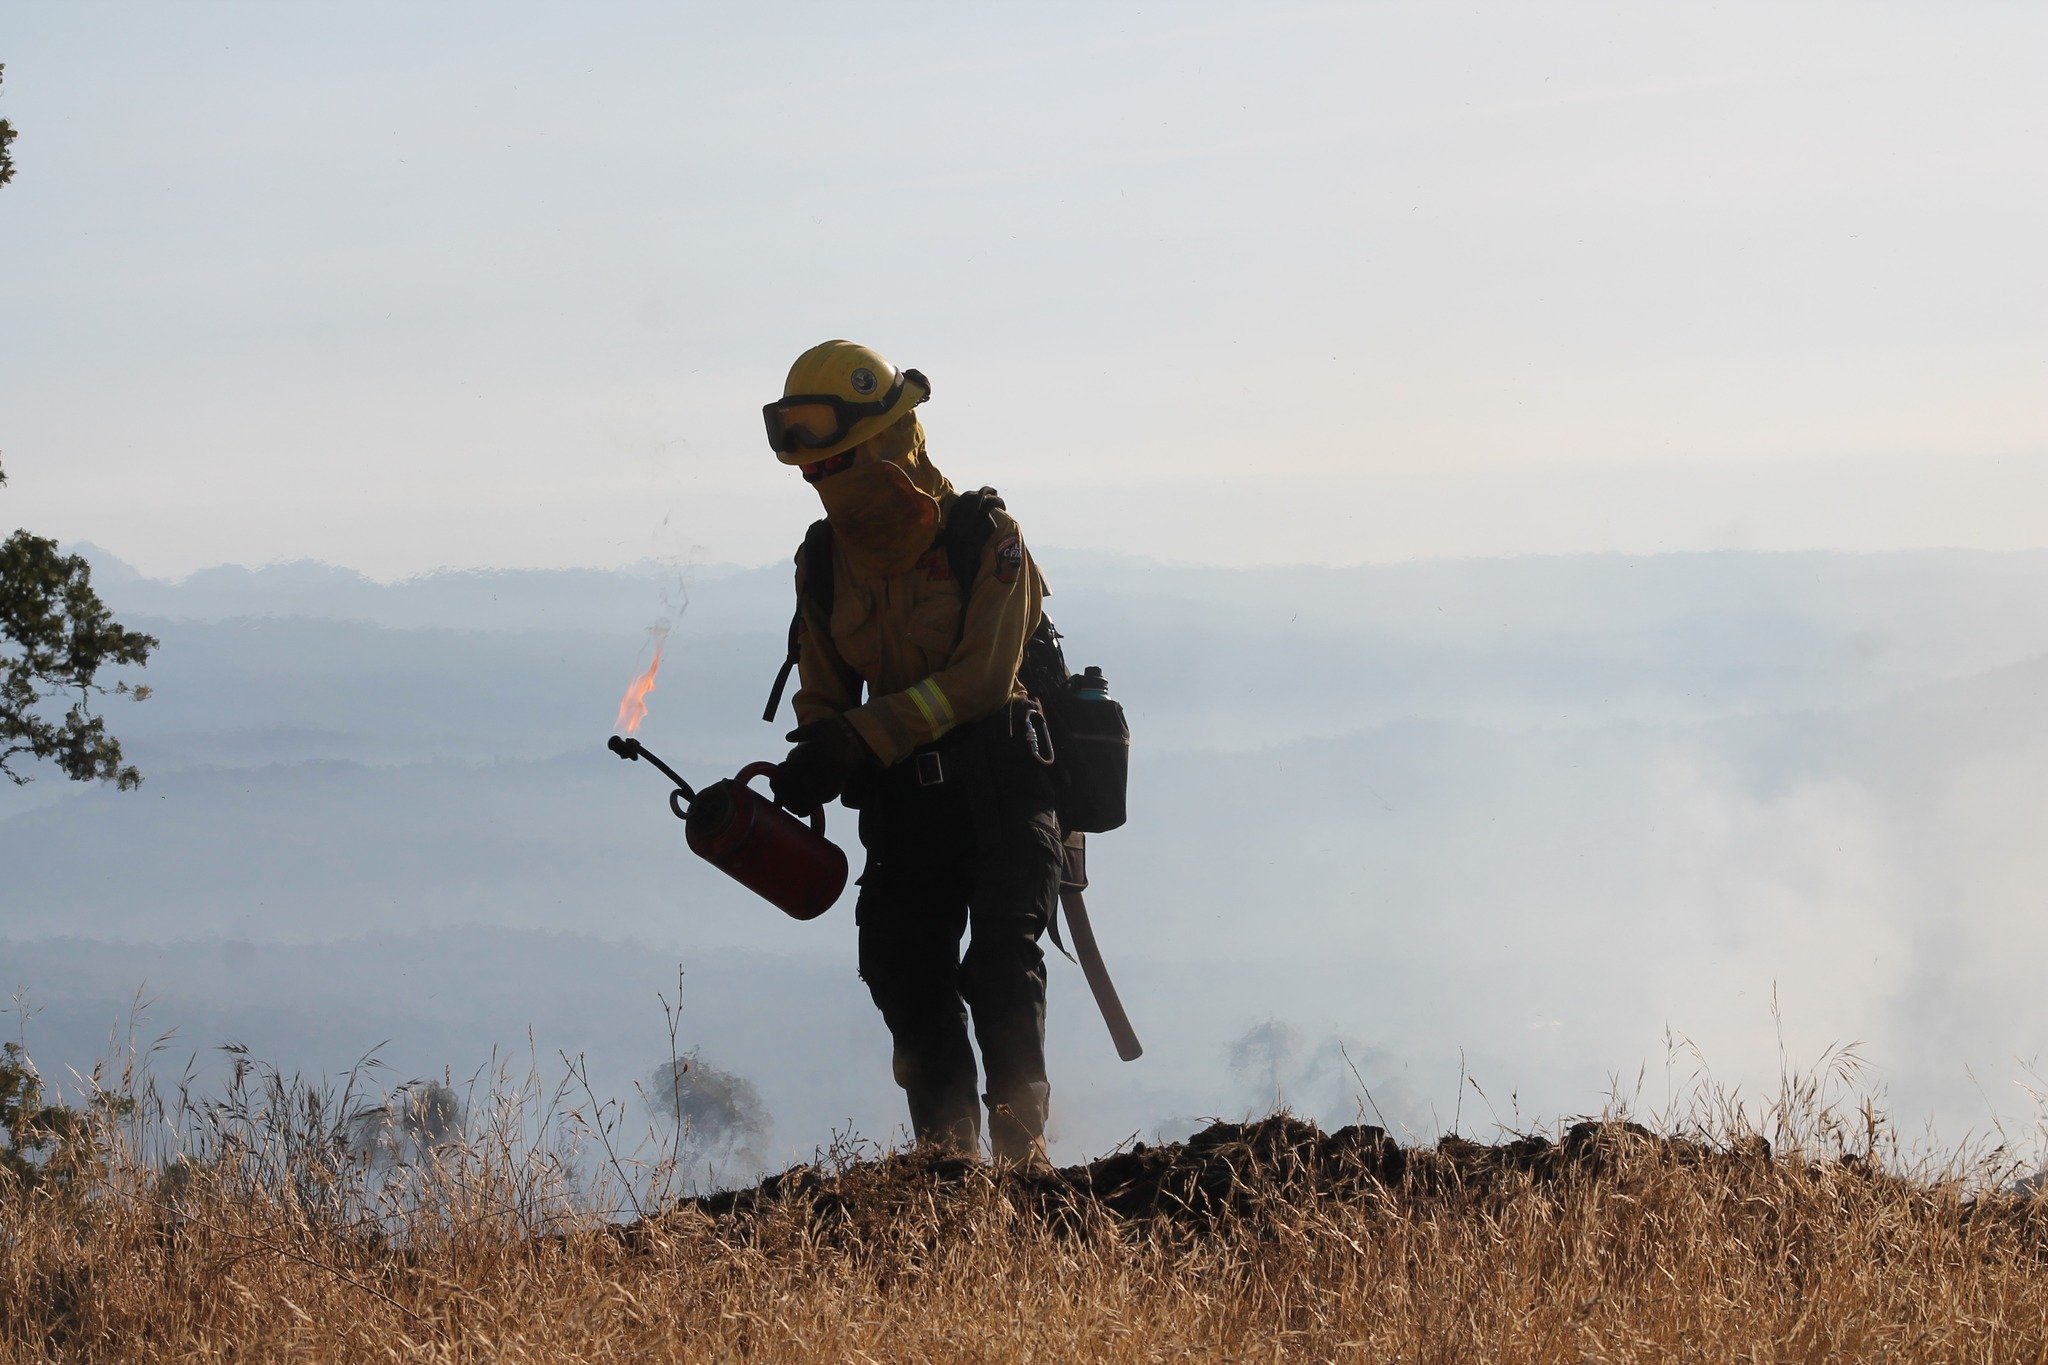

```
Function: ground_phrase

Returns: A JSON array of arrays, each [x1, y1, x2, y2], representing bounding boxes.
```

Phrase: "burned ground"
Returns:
[[636, 1113, 2042, 1256]]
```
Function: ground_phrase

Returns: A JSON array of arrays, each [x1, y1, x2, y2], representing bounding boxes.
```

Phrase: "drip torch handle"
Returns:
[[606, 734, 697, 803], [737, 760, 827, 833]]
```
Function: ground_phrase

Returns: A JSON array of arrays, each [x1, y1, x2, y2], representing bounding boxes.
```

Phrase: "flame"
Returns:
[[615, 633, 666, 735]]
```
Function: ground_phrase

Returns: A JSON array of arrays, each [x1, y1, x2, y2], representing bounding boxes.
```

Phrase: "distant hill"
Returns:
[[47, 544, 2048, 771], [9, 546, 2048, 1159]]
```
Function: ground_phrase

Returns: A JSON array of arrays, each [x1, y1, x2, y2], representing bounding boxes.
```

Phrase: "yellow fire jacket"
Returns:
[[791, 498, 1046, 768]]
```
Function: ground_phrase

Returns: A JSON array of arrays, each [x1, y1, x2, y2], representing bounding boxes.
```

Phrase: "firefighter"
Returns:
[[763, 340, 1063, 1164]]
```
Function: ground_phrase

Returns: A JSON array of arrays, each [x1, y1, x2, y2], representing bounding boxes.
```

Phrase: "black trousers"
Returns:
[[853, 705, 1063, 1154]]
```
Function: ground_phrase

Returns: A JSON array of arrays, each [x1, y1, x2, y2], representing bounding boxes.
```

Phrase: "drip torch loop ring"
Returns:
[[668, 788, 690, 821]]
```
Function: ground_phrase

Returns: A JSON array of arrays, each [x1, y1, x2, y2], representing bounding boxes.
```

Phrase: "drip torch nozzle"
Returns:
[[606, 734, 696, 803]]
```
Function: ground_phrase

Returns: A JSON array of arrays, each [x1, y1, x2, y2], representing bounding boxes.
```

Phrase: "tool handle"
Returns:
[[738, 761, 826, 833], [1061, 889, 1143, 1061]]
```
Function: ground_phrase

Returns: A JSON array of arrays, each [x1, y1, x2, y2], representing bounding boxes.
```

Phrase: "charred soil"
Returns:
[[650, 1113, 2031, 1252]]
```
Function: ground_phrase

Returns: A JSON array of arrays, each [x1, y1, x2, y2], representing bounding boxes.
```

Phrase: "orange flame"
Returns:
[[615, 637, 665, 734]]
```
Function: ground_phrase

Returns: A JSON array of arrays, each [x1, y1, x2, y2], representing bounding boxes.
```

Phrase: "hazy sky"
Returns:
[[2, 2, 2044, 578]]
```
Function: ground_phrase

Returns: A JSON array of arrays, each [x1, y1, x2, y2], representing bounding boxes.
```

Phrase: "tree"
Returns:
[[647, 1052, 771, 1163], [0, 1041, 122, 1200], [0, 63, 15, 188], [0, 64, 157, 788], [0, 508, 158, 789]]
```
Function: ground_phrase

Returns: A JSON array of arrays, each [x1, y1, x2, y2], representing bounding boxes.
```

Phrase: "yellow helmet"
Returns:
[[763, 340, 931, 465]]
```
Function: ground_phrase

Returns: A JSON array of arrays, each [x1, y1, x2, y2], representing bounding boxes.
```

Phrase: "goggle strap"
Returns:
[[763, 367, 930, 456], [800, 451, 858, 482]]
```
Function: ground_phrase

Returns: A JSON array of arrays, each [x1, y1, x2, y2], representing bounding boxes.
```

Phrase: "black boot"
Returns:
[[897, 1051, 982, 1155], [906, 1080, 982, 1155], [985, 1082, 1050, 1166]]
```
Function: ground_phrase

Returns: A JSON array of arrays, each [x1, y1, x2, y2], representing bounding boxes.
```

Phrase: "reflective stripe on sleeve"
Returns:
[[906, 677, 956, 731]]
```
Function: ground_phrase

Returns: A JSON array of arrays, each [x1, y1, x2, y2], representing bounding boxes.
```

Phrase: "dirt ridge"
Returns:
[[636, 1115, 1802, 1246]]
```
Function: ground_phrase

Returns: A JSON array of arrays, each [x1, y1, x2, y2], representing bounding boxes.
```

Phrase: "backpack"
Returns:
[[762, 488, 1128, 834]]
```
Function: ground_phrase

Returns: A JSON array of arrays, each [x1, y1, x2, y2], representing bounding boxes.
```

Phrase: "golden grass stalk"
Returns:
[[4, 1034, 2046, 1362]]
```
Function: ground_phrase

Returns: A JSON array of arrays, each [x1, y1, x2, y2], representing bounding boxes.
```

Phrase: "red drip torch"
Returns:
[[607, 735, 848, 921]]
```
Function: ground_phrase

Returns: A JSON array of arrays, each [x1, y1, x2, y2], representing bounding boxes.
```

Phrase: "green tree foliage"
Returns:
[[0, 507, 158, 789], [0, 1042, 96, 1197], [0, 65, 157, 787], [0, 64, 16, 188]]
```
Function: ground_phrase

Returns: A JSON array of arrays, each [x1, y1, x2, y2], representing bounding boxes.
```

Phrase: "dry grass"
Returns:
[[5, 1040, 2048, 1363]]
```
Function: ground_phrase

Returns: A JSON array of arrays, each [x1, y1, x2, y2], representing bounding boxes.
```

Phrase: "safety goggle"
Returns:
[[763, 368, 928, 456]]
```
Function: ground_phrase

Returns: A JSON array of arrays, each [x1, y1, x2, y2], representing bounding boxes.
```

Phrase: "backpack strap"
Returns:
[[940, 487, 1005, 604], [802, 516, 837, 616], [761, 518, 837, 723]]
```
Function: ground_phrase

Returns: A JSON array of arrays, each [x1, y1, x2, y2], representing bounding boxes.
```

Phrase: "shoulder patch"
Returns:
[[994, 532, 1024, 585]]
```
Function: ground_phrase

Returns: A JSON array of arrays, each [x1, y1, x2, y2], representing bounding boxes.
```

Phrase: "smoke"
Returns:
[[1224, 1022, 1435, 1137], [646, 1051, 771, 1162], [1226, 1020, 1299, 1111], [1626, 752, 1914, 1085]]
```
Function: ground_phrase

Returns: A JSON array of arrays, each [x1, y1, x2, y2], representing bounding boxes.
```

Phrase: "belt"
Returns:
[[843, 745, 956, 810], [886, 739, 969, 791], [881, 708, 1012, 794]]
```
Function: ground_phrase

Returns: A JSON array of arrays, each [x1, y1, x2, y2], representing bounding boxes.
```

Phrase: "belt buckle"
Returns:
[[915, 751, 945, 787]]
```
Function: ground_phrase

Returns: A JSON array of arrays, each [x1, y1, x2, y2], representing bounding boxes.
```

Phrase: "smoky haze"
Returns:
[[5, 542, 2048, 1174]]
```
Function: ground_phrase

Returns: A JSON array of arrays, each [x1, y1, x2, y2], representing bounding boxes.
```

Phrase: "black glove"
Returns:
[[771, 716, 872, 814]]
